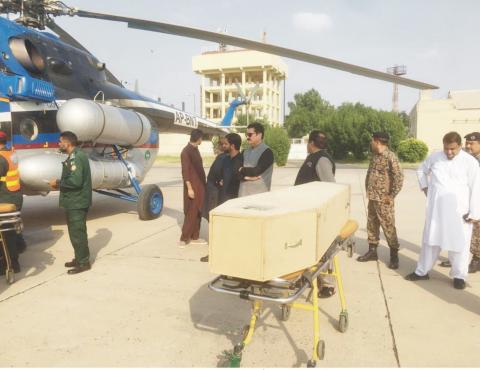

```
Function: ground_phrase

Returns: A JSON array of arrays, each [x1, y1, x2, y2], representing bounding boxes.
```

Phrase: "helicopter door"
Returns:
[[0, 99, 13, 149]]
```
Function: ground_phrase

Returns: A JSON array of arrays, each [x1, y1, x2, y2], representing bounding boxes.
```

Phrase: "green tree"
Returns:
[[284, 89, 334, 138], [264, 127, 291, 166], [235, 113, 256, 133], [397, 138, 428, 162]]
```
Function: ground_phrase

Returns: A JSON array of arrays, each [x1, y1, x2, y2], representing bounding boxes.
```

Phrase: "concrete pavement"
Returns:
[[0, 164, 479, 367]]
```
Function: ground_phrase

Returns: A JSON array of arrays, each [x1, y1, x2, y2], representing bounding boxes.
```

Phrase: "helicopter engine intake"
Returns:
[[57, 98, 152, 147]]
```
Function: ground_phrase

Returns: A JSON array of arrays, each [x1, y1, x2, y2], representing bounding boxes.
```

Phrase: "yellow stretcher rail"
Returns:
[[209, 219, 358, 368]]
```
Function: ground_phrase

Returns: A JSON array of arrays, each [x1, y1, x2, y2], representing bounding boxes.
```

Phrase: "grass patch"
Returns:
[[155, 155, 421, 169], [155, 155, 217, 166]]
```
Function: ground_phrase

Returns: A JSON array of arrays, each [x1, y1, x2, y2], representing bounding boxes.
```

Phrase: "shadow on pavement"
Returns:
[[189, 281, 336, 367], [89, 227, 113, 263], [354, 236, 480, 316], [0, 227, 61, 295]]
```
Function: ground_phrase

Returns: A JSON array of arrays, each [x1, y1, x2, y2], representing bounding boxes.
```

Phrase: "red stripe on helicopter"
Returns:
[[13, 142, 158, 150]]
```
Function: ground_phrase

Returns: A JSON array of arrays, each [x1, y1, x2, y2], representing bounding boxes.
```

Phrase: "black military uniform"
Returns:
[[0, 147, 22, 274], [59, 147, 92, 272]]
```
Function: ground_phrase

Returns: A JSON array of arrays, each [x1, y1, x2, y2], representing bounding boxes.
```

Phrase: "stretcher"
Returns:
[[209, 219, 358, 368], [0, 203, 23, 284]]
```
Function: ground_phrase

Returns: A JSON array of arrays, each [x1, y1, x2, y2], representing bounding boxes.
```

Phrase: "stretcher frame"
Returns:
[[208, 219, 358, 367], [0, 210, 23, 284]]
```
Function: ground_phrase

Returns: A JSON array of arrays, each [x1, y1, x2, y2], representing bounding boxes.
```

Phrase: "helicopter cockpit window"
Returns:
[[48, 57, 73, 75], [9, 38, 45, 74], [19, 118, 39, 141]]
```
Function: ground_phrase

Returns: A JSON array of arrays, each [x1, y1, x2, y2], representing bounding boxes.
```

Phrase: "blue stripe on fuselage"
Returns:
[[0, 98, 10, 113], [13, 132, 60, 145]]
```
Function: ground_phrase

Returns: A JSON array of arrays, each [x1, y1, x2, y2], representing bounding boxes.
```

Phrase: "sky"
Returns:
[[45, 0, 480, 116]]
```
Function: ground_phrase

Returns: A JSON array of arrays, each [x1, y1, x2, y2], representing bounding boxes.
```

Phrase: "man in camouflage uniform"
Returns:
[[358, 132, 404, 269], [465, 132, 480, 273]]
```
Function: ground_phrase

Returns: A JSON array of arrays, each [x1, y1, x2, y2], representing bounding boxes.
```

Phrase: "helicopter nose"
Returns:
[[19, 153, 64, 191]]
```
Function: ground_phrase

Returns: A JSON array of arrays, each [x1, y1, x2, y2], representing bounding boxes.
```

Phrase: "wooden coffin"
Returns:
[[208, 182, 350, 281]]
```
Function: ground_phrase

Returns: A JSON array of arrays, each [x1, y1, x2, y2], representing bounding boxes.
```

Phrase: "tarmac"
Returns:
[[0, 164, 479, 367]]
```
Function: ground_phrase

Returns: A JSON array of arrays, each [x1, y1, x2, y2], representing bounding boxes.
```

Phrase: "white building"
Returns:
[[192, 49, 288, 125], [410, 90, 480, 152]]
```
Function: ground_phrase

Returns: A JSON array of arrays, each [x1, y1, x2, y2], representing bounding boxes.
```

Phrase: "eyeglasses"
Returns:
[[246, 132, 255, 138]]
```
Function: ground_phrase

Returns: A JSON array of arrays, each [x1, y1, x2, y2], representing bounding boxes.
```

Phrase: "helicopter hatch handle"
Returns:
[[93, 90, 105, 103]]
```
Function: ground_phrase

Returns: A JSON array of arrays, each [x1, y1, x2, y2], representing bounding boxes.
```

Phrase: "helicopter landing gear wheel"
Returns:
[[137, 184, 163, 220]]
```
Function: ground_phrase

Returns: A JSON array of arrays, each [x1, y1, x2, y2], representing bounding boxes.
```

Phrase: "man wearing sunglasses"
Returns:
[[238, 122, 274, 197]]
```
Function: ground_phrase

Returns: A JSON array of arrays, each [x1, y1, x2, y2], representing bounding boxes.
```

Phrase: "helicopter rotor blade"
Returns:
[[73, 10, 438, 90], [46, 18, 122, 86]]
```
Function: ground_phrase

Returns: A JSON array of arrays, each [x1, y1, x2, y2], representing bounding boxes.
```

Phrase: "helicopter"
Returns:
[[0, 0, 438, 220]]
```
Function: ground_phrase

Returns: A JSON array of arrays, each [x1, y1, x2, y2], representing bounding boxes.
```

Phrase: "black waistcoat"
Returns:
[[294, 150, 335, 186]]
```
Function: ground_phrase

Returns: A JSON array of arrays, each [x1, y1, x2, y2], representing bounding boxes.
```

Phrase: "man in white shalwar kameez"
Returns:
[[405, 132, 480, 289]]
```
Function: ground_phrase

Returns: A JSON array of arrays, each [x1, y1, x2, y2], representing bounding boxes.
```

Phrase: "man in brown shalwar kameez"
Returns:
[[179, 129, 207, 247]]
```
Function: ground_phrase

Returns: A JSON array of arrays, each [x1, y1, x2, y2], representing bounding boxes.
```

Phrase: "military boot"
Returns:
[[388, 249, 399, 270], [468, 256, 480, 274], [357, 244, 378, 262]]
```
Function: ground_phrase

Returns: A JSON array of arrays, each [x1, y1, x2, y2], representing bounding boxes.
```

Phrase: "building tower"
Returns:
[[387, 65, 407, 112], [192, 49, 287, 125]]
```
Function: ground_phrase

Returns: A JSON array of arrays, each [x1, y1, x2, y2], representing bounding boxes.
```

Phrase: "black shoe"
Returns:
[[388, 250, 399, 270], [468, 257, 480, 274], [64, 259, 78, 268], [12, 260, 20, 273], [357, 245, 378, 262], [200, 255, 209, 263], [453, 278, 466, 290], [439, 260, 451, 268], [67, 263, 91, 275], [405, 272, 429, 281]]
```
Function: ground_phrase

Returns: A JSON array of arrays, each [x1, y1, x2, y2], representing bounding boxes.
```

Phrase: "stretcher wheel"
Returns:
[[316, 340, 325, 360], [307, 360, 316, 368], [338, 312, 348, 333], [6, 269, 14, 284], [241, 325, 250, 341], [347, 243, 353, 258], [281, 304, 291, 321], [230, 344, 243, 367]]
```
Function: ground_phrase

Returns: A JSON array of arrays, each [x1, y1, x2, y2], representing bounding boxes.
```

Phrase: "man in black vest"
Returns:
[[295, 130, 335, 185], [294, 130, 336, 297]]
